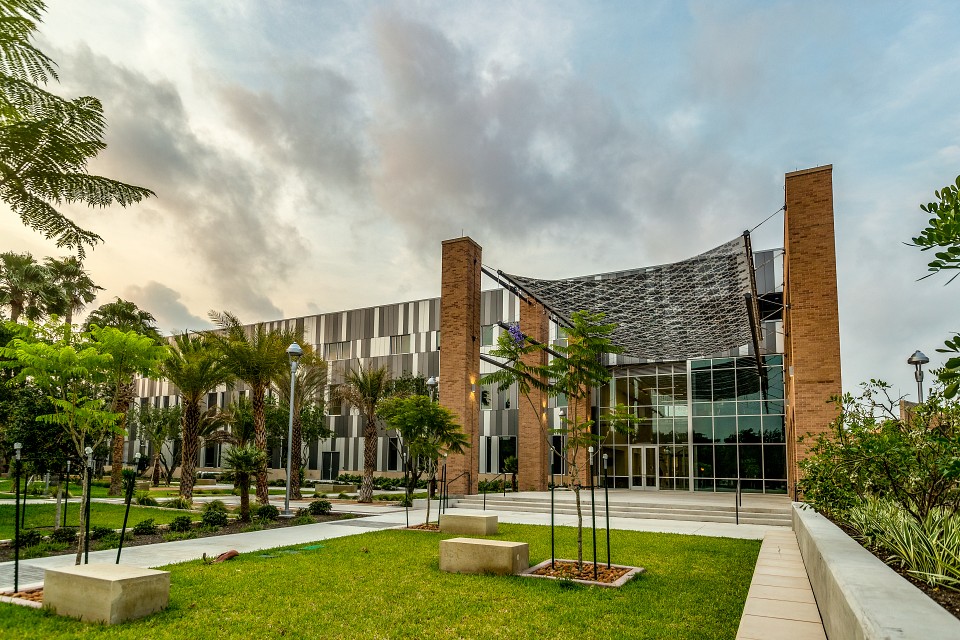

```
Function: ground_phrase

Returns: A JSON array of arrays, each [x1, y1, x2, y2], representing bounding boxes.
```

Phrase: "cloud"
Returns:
[[122, 281, 212, 335]]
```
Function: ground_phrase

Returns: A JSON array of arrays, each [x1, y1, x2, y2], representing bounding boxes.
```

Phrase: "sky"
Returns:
[[2, 0, 959, 401]]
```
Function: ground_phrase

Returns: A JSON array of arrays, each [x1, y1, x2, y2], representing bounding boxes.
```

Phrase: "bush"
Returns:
[[337, 492, 350, 500], [308, 499, 332, 515], [202, 509, 229, 528], [90, 525, 116, 540], [163, 531, 198, 542], [269, 479, 286, 487], [291, 514, 314, 526], [50, 527, 78, 544], [203, 499, 228, 513], [164, 496, 192, 510], [135, 491, 158, 506], [16, 529, 42, 548], [132, 518, 158, 536], [254, 504, 279, 522], [168, 515, 193, 533]]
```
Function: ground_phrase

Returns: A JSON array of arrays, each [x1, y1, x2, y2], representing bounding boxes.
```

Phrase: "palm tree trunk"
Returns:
[[359, 414, 377, 503], [108, 382, 136, 496], [238, 472, 250, 522], [252, 387, 270, 505], [151, 452, 161, 486], [291, 413, 303, 500], [180, 402, 200, 499], [10, 300, 22, 323]]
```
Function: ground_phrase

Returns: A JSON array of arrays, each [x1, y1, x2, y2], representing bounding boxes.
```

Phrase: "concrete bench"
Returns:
[[439, 538, 529, 576], [44, 564, 170, 624], [439, 513, 498, 535], [313, 483, 357, 494]]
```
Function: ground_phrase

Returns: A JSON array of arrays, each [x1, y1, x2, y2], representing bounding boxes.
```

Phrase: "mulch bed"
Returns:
[[531, 560, 632, 583], [6, 588, 42, 603], [0, 513, 346, 563], [406, 523, 440, 531]]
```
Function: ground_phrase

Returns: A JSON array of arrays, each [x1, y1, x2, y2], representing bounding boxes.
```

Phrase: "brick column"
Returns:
[[439, 237, 481, 495], [517, 301, 549, 491], [783, 165, 842, 495]]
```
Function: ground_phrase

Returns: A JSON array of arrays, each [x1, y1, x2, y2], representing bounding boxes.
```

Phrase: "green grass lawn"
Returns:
[[0, 524, 759, 639], [0, 478, 292, 500], [0, 503, 200, 540]]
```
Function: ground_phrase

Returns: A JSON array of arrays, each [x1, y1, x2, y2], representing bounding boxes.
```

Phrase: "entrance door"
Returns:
[[629, 446, 658, 490]]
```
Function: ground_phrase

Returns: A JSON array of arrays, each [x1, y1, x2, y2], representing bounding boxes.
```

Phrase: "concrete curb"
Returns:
[[793, 503, 960, 639]]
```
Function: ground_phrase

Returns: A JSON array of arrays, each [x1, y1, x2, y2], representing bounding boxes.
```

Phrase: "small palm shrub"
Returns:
[[135, 491, 158, 506], [254, 504, 279, 522], [165, 496, 192, 510], [202, 508, 229, 528], [203, 499, 228, 513], [132, 518, 158, 536], [308, 499, 332, 515], [168, 515, 193, 533]]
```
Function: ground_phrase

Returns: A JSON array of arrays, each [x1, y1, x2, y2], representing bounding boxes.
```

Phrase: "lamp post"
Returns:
[[426, 376, 438, 402], [13, 441, 22, 593], [557, 408, 566, 489], [588, 444, 598, 580], [907, 350, 930, 403], [283, 342, 304, 517], [603, 452, 611, 568], [62, 458, 71, 528]]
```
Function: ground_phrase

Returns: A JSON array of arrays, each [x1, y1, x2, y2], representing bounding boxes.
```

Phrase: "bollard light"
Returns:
[[13, 441, 21, 461]]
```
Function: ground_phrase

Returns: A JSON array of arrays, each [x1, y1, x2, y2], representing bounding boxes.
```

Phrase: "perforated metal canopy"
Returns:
[[504, 236, 756, 361]]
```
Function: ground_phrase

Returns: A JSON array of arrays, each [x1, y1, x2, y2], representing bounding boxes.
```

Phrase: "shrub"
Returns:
[[337, 492, 350, 500], [254, 504, 279, 522], [169, 515, 193, 533], [163, 531, 198, 542], [50, 527, 78, 544], [315, 492, 327, 499], [90, 525, 116, 540], [203, 499, 228, 513], [164, 496, 192, 510], [135, 491, 158, 506], [132, 518, 158, 536], [16, 529, 42, 547], [202, 509, 229, 528], [291, 514, 314, 526], [308, 499, 332, 515], [27, 482, 45, 496], [242, 523, 264, 533]]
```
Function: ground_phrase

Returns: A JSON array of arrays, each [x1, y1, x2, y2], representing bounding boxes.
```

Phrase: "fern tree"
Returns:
[[0, 0, 154, 256]]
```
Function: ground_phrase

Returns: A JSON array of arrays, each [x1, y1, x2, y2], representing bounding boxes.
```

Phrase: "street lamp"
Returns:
[[907, 350, 930, 403], [283, 342, 303, 517], [426, 376, 438, 402], [13, 442, 22, 592], [84, 446, 94, 564]]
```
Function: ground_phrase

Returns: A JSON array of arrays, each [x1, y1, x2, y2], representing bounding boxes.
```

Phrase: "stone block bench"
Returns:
[[440, 513, 498, 535], [439, 538, 529, 576], [313, 483, 357, 494], [44, 564, 171, 624]]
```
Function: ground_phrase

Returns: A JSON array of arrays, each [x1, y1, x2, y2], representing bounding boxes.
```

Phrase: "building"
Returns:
[[133, 165, 841, 496]]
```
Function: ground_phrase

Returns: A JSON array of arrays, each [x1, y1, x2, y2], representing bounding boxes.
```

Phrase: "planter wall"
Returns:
[[792, 503, 960, 639]]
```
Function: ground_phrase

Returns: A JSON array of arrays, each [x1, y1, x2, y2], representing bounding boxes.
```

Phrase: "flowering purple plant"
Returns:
[[507, 323, 525, 347]]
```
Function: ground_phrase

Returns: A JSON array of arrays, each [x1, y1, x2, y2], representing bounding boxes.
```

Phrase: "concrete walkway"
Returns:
[[736, 529, 825, 640]]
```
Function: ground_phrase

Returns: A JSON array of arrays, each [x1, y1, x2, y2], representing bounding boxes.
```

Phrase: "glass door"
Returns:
[[629, 446, 659, 490]]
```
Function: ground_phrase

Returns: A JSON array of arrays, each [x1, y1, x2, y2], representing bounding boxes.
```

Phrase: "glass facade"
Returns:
[[598, 355, 786, 493]]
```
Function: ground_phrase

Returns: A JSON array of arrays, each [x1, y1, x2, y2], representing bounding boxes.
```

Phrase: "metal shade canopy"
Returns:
[[907, 350, 929, 366], [287, 342, 304, 361]]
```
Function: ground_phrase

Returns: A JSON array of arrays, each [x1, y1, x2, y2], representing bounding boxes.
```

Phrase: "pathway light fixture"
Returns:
[[907, 350, 930, 402], [283, 342, 304, 517]]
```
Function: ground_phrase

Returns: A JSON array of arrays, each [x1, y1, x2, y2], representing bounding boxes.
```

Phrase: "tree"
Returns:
[[87, 325, 166, 495], [84, 299, 162, 494], [158, 332, 230, 499], [224, 444, 266, 522], [272, 344, 327, 499], [335, 364, 392, 503], [129, 403, 181, 486], [0, 319, 123, 564], [207, 310, 296, 505], [0, 251, 50, 322], [911, 175, 960, 396], [480, 310, 633, 568], [0, 1, 154, 256], [379, 394, 468, 524], [45, 256, 101, 329]]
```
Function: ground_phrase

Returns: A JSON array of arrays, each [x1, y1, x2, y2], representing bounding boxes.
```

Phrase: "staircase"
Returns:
[[452, 492, 793, 527]]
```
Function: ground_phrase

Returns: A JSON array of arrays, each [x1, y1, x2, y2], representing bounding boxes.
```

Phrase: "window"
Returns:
[[390, 334, 412, 355], [207, 392, 217, 409], [387, 437, 401, 471], [328, 386, 342, 415], [325, 341, 351, 360], [480, 325, 495, 346]]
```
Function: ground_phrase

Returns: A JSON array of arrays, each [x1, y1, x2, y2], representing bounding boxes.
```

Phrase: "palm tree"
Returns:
[[273, 345, 327, 499], [45, 256, 101, 329], [130, 403, 181, 486], [224, 444, 266, 522], [335, 364, 391, 503], [85, 298, 163, 495], [159, 332, 231, 499], [0, 251, 49, 322], [207, 310, 297, 505], [0, 2, 155, 256]]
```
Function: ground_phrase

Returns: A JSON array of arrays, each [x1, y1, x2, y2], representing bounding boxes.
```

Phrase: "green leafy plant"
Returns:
[[132, 518, 158, 536], [16, 529, 42, 547], [308, 499, 332, 515], [135, 491, 158, 506], [168, 515, 193, 533], [201, 508, 228, 529], [164, 496, 192, 510], [163, 530, 198, 542], [255, 504, 279, 522], [49, 527, 77, 544], [203, 499, 228, 513], [90, 525, 115, 540]]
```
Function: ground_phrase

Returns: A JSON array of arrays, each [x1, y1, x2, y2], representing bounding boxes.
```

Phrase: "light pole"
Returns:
[[426, 376, 438, 402], [908, 350, 930, 403], [13, 441, 22, 593], [84, 445, 94, 564], [283, 342, 304, 517]]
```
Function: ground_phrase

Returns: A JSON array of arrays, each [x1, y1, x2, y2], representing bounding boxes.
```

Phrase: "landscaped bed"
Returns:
[[0, 524, 759, 639], [0, 503, 202, 543]]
